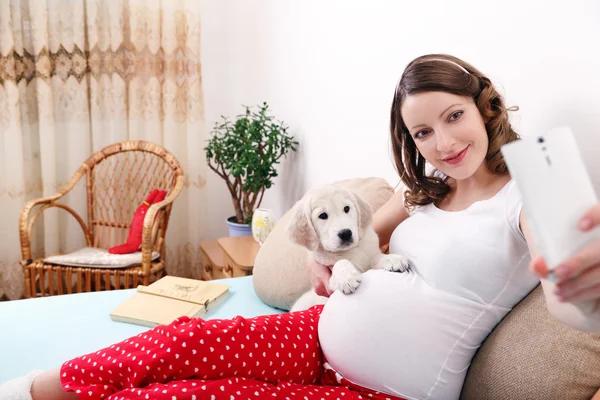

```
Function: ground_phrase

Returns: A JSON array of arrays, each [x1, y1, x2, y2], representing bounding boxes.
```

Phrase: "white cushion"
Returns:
[[44, 247, 160, 269]]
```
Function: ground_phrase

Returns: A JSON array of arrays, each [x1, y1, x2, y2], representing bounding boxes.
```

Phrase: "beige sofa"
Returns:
[[252, 177, 600, 399]]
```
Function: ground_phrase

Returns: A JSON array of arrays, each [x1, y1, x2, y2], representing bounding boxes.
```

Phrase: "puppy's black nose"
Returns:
[[338, 229, 353, 242]]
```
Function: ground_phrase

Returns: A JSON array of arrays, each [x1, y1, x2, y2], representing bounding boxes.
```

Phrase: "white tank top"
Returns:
[[317, 180, 539, 400]]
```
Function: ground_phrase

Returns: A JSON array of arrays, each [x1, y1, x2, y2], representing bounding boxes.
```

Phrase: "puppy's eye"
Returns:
[[344, 206, 350, 213], [318, 213, 328, 220]]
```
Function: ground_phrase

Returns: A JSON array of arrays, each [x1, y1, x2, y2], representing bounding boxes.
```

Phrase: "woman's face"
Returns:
[[401, 91, 489, 181]]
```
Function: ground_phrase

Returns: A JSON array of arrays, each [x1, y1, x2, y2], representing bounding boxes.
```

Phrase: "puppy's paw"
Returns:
[[329, 259, 362, 294], [375, 254, 410, 273]]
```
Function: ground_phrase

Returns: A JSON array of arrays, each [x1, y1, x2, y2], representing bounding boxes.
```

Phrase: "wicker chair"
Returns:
[[19, 141, 184, 298]]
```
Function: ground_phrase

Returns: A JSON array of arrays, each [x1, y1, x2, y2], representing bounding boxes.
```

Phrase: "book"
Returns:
[[109, 276, 231, 327]]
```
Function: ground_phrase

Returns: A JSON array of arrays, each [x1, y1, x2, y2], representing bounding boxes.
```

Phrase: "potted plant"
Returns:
[[204, 102, 298, 236]]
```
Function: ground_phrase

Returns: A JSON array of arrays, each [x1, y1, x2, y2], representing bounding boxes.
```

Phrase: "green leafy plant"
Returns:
[[205, 102, 298, 224]]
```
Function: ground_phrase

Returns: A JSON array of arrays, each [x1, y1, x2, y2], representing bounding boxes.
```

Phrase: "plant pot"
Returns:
[[226, 216, 252, 237]]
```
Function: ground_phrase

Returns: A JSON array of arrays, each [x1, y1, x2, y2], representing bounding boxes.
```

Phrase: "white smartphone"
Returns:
[[501, 126, 600, 274]]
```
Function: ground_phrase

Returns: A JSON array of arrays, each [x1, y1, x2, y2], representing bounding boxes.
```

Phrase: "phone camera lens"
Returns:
[[538, 137, 545, 143]]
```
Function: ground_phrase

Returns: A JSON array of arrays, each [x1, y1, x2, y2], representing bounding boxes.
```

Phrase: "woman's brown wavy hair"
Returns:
[[390, 54, 520, 210]]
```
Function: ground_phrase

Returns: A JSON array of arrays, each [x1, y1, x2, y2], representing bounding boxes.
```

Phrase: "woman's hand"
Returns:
[[306, 257, 332, 297], [530, 204, 600, 309]]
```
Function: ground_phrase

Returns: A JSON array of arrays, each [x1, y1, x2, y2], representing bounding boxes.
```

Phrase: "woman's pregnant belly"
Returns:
[[317, 269, 495, 400]]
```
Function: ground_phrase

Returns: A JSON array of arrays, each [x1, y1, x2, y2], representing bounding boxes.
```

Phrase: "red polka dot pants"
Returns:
[[60, 305, 403, 400]]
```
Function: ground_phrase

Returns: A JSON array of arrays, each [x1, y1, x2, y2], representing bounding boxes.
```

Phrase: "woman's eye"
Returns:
[[318, 213, 328, 220], [449, 111, 463, 121], [344, 206, 350, 213], [414, 129, 430, 139]]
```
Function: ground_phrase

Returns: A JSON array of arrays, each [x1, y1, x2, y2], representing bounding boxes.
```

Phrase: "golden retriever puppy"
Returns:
[[287, 184, 409, 311]]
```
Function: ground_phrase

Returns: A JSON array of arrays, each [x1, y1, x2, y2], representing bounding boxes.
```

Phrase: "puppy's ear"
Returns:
[[287, 201, 319, 251], [352, 191, 373, 239]]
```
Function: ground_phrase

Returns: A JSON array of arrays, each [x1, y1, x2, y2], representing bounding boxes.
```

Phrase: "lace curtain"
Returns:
[[0, 0, 207, 300]]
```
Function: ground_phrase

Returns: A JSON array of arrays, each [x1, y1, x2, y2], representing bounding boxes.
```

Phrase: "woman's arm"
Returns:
[[520, 210, 600, 332], [372, 189, 410, 249]]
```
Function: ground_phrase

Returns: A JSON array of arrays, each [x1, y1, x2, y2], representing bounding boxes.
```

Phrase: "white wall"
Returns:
[[200, 0, 600, 239]]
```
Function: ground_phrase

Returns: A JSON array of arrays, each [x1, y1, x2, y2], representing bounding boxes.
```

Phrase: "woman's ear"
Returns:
[[287, 201, 319, 251], [484, 100, 492, 123]]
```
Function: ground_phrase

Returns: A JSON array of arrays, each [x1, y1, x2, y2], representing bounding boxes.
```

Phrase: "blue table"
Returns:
[[0, 276, 283, 383]]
